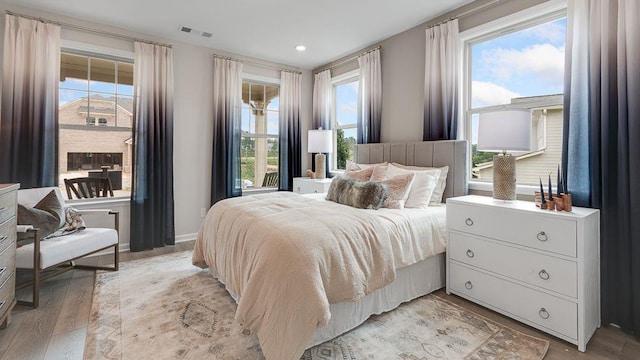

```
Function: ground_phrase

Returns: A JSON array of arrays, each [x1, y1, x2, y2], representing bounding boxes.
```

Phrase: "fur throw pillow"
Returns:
[[326, 177, 388, 209]]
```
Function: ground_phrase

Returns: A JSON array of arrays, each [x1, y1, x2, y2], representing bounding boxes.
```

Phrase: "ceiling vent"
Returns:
[[201, 32, 213, 38], [178, 25, 213, 38], [179, 25, 192, 33]]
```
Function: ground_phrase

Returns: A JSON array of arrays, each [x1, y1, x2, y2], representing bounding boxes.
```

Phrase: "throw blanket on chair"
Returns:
[[49, 207, 86, 238]]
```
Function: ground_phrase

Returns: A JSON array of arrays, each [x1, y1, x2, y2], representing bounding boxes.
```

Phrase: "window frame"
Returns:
[[331, 69, 359, 170], [459, 0, 567, 194]]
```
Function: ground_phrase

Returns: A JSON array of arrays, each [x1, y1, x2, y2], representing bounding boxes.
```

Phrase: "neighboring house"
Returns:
[[473, 94, 563, 185], [58, 95, 133, 190]]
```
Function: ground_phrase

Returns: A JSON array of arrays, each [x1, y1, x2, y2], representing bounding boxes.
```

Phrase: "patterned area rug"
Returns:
[[85, 251, 549, 360]]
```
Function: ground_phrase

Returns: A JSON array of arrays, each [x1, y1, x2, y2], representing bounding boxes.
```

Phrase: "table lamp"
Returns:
[[477, 109, 531, 200], [308, 128, 333, 179]]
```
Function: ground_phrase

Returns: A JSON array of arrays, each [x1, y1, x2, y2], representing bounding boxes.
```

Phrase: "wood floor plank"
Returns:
[[44, 327, 86, 360], [52, 271, 95, 336]]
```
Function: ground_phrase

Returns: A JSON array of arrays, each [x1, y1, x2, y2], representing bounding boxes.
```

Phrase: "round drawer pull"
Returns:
[[465, 218, 474, 226], [538, 269, 550, 280], [314, 190, 318, 193], [465, 281, 473, 290], [297, 187, 301, 192], [536, 231, 548, 242], [466, 249, 475, 258], [539, 308, 550, 319]]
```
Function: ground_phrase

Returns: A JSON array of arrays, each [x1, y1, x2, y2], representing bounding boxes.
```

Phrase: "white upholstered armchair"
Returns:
[[16, 187, 119, 308]]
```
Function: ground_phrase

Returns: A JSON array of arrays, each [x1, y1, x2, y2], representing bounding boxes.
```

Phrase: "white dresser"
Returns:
[[446, 195, 600, 352], [0, 184, 18, 329], [292, 177, 332, 194]]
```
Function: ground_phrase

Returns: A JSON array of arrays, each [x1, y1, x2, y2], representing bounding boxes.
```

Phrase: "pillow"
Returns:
[[343, 167, 375, 181], [345, 161, 388, 171], [385, 164, 439, 208], [370, 165, 388, 182], [17, 189, 65, 240], [392, 163, 449, 205], [326, 177, 388, 210], [377, 173, 416, 209]]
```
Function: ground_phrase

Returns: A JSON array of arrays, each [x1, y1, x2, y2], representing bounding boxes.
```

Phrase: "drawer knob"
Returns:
[[0, 236, 7, 244], [536, 231, 548, 242], [466, 249, 475, 258], [465, 281, 473, 290], [0, 301, 4, 311], [297, 187, 301, 192], [0, 267, 5, 278], [465, 218, 474, 226], [314, 190, 318, 193], [538, 269, 550, 280], [539, 308, 550, 319]]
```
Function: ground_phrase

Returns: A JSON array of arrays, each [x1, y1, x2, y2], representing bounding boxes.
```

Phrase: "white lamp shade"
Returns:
[[308, 129, 333, 153], [477, 109, 532, 152]]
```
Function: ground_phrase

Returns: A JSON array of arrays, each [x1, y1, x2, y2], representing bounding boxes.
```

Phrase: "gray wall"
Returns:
[[0, 3, 313, 242], [313, 0, 549, 143]]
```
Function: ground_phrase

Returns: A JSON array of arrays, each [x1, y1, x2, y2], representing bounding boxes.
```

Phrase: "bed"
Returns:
[[192, 140, 467, 360]]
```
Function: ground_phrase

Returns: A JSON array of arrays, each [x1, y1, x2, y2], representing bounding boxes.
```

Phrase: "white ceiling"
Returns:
[[5, 0, 472, 69]]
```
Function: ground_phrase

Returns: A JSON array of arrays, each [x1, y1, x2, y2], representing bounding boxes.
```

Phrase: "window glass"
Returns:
[[240, 80, 279, 189], [466, 16, 566, 185], [59, 52, 133, 199], [333, 78, 358, 170]]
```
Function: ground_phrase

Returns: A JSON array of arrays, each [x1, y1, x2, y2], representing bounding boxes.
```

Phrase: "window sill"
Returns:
[[468, 181, 539, 196], [65, 196, 130, 206]]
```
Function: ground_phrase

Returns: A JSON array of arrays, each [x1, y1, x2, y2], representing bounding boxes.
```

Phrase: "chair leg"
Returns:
[[33, 265, 40, 309]]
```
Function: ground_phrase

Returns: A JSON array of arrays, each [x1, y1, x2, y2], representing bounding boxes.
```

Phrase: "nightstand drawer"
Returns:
[[450, 262, 577, 340], [0, 271, 15, 311], [447, 203, 577, 257], [293, 178, 332, 194], [449, 232, 577, 297]]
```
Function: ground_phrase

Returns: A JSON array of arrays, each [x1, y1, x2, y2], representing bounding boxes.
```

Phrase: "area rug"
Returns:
[[84, 251, 549, 360]]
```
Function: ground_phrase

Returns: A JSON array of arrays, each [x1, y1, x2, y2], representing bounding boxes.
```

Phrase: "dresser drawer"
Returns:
[[0, 217, 16, 254], [449, 232, 578, 297], [0, 190, 16, 226], [0, 241, 15, 286], [450, 261, 577, 339], [448, 203, 577, 257], [0, 269, 15, 312]]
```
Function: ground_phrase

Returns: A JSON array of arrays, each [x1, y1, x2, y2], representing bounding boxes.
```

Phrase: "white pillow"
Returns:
[[392, 163, 449, 205], [386, 164, 439, 208]]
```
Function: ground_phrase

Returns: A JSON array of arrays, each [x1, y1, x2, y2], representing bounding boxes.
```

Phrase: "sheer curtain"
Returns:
[[210, 58, 243, 204], [278, 71, 302, 190], [563, 0, 640, 333], [312, 69, 332, 175], [130, 42, 175, 252], [0, 15, 60, 188], [357, 49, 381, 144], [423, 19, 459, 141]]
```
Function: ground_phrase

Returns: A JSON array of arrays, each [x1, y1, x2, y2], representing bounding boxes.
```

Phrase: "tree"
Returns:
[[336, 129, 353, 169], [472, 144, 494, 167]]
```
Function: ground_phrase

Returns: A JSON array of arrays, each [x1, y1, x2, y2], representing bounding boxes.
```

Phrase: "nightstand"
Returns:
[[446, 195, 600, 352], [292, 177, 332, 194]]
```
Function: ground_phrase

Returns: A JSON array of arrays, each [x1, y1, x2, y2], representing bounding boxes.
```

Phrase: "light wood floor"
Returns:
[[0, 241, 638, 360]]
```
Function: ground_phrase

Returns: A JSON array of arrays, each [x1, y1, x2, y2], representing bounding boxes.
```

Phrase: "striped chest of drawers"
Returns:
[[0, 184, 18, 329], [446, 195, 600, 352]]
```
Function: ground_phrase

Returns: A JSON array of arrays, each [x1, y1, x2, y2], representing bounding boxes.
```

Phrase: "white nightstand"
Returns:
[[446, 195, 600, 352], [292, 177, 332, 194]]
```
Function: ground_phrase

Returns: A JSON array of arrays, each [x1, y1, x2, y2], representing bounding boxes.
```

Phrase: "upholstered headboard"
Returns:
[[353, 140, 468, 200]]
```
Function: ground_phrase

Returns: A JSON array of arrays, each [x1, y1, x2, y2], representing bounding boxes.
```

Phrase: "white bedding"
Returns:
[[192, 192, 447, 360]]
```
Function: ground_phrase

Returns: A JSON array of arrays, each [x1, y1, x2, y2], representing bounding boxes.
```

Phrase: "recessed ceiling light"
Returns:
[[295, 45, 306, 52]]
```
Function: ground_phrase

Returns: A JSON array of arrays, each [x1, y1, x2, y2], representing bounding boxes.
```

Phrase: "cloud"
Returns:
[[472, 81, 520, 107], [482, 44, 565, 87], [339, 102, 357, 114], [522, 21, 566, 44]]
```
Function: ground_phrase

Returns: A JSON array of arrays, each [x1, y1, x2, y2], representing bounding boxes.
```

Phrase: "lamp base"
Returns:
[[492, 154, 516, 200], [315, 153, 327, 179]]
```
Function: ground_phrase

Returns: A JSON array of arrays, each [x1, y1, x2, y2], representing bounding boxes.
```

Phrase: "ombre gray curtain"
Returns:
[[278, 71, 302, 191], [210, 58, 243, 204], [357, 49, 381, 144], [0, 15, 60, 188], [423, 19, 459, 141], [312, 69, 332, 176], [130, 42, 175, 252], [563, 0, 640, 333]]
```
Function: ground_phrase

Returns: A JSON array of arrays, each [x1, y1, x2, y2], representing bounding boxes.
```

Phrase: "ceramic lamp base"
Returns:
[[315, 153, 327, 179], [493, 154, 516, 200]]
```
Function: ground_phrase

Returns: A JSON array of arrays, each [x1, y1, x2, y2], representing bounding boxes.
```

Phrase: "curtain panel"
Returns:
[[130, 42, 175, 252], [563, 0, 640, 334], [210, 58, 243, 204], [312, 69, 332, 175], [423, 19, 459, 141], [0, 15, 60, 188], [357, 49, 382, 144], [278, 71, 302, 191]]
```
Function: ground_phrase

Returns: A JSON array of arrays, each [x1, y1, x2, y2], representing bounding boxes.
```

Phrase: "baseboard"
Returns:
[[89, 233, 198, 256]]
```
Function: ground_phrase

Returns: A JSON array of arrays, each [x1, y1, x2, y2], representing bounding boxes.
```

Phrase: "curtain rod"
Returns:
[[5, 10, 172, 48], [213, 54, 302, 75], [426, 0, 502, 29], [315, 45, 381, 75]]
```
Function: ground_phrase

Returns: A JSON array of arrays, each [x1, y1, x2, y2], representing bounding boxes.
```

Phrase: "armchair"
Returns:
[[15, 187, 119, 308]]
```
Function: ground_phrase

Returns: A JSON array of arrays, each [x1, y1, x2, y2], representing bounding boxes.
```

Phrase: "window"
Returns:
[[240, 80, 279, 189], [59, 52, 134, 199], [332, 71, 358, 169], [462, 6, 566, 187]]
